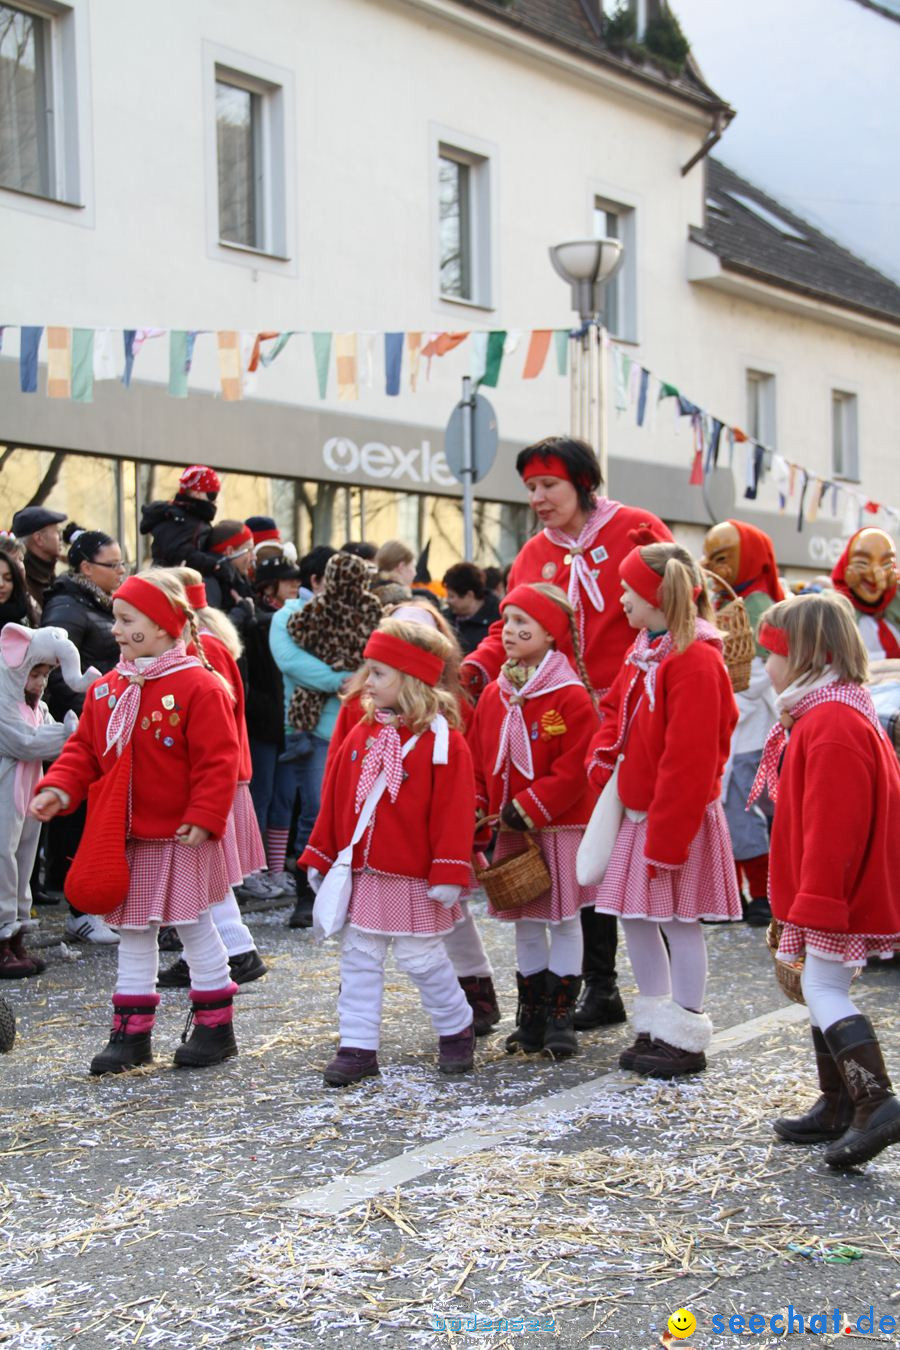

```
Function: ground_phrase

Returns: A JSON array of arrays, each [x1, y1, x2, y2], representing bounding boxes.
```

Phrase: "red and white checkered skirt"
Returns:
[[595, 801, 743, 922], [222, 782, 267, 886], [348, 868, 465, 937], [487, 827, 600, 924], [776, 923, 900, 967], [105, 836, 230, 928]]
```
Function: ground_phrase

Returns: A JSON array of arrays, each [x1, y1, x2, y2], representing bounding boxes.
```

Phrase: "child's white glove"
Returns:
[[63, 710, 79, 735], [307, 868, 323, 894], [427, 884, 462, 909]]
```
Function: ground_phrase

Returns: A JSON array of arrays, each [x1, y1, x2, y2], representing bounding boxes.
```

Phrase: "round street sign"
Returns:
[[444, 392, 499, 485]]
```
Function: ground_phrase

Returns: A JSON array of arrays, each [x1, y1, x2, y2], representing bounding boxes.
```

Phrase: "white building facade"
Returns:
[[2, 0, 898, 575]]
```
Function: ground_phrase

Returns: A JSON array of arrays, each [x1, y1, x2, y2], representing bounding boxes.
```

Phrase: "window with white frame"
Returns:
[[593, 197, 636, 340], [0, 0, 84, 206], [746, 369, 776, 447], [437, 141, 492, 307], [213, 61, 288, 257], [832, 390, 859, 481]]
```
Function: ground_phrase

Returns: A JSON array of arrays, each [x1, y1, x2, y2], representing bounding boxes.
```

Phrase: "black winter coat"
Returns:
[[242, 602, 285, 747], [140, 494, 216, 567], [40, 575, 120, 717], [447, 591, 502, 656]]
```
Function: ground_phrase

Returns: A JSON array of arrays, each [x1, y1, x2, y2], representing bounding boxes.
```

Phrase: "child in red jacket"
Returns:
[[468, 583, 600, 1059], [30, 571, 241, 1076], [751, 592, 900, 1169], [299, 619, 477, 1086], [586, 541, 741, 1078]]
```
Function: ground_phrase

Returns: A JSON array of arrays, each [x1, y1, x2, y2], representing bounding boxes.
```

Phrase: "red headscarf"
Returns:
[[728, 520, 784, 602]]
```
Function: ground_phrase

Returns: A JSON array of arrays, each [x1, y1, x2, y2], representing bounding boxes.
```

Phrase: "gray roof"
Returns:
[[448, 0, 732, 114], [693, 158, 900, 326]]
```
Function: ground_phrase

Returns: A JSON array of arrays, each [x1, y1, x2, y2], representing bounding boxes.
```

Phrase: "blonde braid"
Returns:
[[566, 608, 596, 706], [188, 613, 213, 671]]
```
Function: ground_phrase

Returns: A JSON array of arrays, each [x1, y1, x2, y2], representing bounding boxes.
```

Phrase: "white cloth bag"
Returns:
[[576, 757, 624, 886], [312, 733, 420, 940]]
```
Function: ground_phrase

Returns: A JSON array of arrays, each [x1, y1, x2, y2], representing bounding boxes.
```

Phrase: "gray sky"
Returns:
[[674, 0, 900, 281]]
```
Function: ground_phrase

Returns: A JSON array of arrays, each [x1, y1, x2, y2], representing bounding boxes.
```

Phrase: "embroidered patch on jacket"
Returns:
[[540, 709, 567, 740], [541, 562, 557, 580], [94, 683, 109, 700], [590, 545, 608, 565]]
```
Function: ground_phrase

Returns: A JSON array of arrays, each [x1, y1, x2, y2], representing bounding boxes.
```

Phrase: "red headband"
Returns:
[[758, 621, 789, 656], [619, 548, 664, 607], [620, 548, 702, 607], [186, 582, 207, 609], [251, 527, 280, 545], [364, 631, 444, 686], [521, 454, 578, 486], [210, 524, 253, 555], [114, 576, 186, 638], [501, 584, 570, 645]]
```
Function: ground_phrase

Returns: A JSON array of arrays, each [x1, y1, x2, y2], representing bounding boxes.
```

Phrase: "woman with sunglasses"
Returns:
[[39, 525, 128, 943]]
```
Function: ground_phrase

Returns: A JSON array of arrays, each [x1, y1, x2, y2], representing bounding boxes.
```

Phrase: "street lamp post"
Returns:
[[549, 238, 624, 490]]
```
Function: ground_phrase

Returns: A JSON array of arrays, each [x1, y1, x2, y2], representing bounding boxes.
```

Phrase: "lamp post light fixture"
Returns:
[[549, 237, 624, 489]]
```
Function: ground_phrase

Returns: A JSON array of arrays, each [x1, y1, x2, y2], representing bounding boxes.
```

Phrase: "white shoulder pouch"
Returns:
[[576, 757, 624, 887]]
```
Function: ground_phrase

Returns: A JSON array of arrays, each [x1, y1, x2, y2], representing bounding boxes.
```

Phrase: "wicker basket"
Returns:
[[703, 570, 755, 694], [766, 919, 806, 1005], [476, 826, 551, 912]]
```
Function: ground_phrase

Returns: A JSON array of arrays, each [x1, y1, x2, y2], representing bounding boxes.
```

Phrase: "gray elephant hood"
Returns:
[[0, 623, 101, 707]]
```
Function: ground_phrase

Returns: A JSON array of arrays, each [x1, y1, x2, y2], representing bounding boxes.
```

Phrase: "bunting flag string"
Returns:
[[2, 322, 895, 526]]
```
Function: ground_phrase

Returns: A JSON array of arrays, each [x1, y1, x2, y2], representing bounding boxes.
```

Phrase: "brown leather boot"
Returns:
[[823, 1016, 900, 1169], [458, 975, 501, 1036], [10, 932, 45, 974], [631, 1002, 713, 1078], [0, 937, 37, 979], [773, 1026, 852, 1143]]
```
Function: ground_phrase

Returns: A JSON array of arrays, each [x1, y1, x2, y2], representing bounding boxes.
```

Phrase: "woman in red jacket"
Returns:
[[751, 593, 900, 1169], [586, 541, 741, 1078], [463, 436, 672, 1034], [300, 620, 477, 1086], [29, 571, 241, 1075], [469, 583, 601, 1060]]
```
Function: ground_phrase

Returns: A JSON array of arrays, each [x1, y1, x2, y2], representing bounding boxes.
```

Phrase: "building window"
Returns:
[[832, 390, 859, 481], [0, 0, 86, 209], [746, 369, 776, 447], [593, 197, 637, 340], [435, 136, 493, 308], [208, 53, 292, 261], [0, 3, 52, 195]]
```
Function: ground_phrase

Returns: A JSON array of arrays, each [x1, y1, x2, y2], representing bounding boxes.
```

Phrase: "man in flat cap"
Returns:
[[11, 507, 67, 615]]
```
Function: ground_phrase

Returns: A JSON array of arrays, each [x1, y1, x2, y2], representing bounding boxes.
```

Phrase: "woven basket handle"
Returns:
[[478, 810, 537, 841], [701, 566, 742, 606]]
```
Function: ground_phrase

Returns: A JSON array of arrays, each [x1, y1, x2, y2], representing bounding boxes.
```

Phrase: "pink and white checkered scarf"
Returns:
[[354, 711, 405, 812], [748, 678, 883, 807], [105, 642, 200, 757], [494, 649, 584, 782], [543, 498, 621, 645]]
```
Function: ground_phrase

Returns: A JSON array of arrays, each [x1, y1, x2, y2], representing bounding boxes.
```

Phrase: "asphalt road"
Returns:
[[2, 895, 899, 1349]]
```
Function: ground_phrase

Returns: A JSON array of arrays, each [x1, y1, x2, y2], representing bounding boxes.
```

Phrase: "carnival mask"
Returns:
[[844, 529, 898, 608], [701, 521, 741, 588]]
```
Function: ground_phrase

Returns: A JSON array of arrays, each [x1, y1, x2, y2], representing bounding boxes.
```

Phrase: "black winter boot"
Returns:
[[90, 996, 158, 1076], [543, 974, 582, 1058], [458, 975, 501, 1036], [577, 910, 625, 1028], [173, 986, 238, 1068], [505, 970, 547, 1054], [288, 875, 315, 929], [773, 1026, 852, 1143], [823, 1015, 900, 1169]]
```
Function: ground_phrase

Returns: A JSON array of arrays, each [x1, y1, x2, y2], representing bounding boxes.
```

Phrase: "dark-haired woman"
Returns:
[[462, 435, 673, 1032], [0, 548, 39, 633], [40, 527, 126, 944]]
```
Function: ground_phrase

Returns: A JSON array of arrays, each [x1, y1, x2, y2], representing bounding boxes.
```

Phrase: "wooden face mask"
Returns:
[[845, 529, 897, 607]]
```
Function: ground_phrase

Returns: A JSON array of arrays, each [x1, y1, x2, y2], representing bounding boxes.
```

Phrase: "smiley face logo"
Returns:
[[667, 1308, 697, 1339]]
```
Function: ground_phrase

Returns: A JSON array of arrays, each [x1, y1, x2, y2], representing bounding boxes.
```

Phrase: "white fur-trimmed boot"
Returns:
[[618, 995, 670, 1071], [631, 1000, 713, 1078]]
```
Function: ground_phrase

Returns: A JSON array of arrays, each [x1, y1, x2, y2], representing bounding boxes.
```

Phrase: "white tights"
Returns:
[[801, 953, 860, 1030], [442, 901, 493, 979], [337, 927, 472, 1050], [210, 888, 255, 957], [515, 916, 583, 978], [621, 918, 708, 1011], [115, 911, 230, 995]]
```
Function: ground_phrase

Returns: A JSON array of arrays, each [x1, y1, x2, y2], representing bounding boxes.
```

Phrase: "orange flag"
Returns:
[[522, 329, 553, 379], [421, 331, 469, 359], [248, 331, 280, 372], [47, 327, 71, 399], [407, 332, 422, 391]]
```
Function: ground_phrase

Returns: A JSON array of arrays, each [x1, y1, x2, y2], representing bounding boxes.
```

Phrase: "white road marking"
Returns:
[[287, 1002, 808, 1216]]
